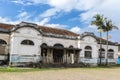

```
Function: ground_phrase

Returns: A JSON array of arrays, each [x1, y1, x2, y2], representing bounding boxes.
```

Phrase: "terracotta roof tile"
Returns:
[[0, 23, 13, 30], [39, 26, 79, 36], [0, 23, 79, 36], [96, 37, 117, 45]]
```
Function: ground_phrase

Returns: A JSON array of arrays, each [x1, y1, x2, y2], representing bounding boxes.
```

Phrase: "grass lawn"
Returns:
[[0, 67, 62, 72], [0, 65, 120, 72]]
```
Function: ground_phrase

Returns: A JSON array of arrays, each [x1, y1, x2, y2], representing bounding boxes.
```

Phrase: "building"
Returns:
[[118, 47, 120, 64], [0, 22, 118, 66]]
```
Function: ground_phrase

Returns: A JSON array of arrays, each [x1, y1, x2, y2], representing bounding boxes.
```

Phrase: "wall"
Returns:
[[98, 44, 118, 64], [42, 36, 78, 48], [10, 27, 42, 63], [0, 33, 10, 61], [78, 36, 118, 65], [78, 36, 98, 65]]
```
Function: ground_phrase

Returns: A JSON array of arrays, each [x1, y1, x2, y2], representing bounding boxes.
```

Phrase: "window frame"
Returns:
[[84, 46, 92, 59], [21, 39, 34, 46], [108, 49, 114, 59]]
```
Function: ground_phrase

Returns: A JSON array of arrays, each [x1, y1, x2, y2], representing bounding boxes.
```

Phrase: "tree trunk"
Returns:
[[106, 31, 109, 66], [99, 32, 102, 65]]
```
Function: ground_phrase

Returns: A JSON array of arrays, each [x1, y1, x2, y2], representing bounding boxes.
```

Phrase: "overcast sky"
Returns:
[[0, 0, 120, 43]]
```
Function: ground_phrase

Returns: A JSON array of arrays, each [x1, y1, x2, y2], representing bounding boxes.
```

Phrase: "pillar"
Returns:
[[71, 53, 74, 64]]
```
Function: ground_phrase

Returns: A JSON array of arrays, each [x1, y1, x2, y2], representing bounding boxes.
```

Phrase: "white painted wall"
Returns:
[[0, 33, 10, 44], [42, 36, 78, 48], [0, 33, 10, 60], [8, 26, 118, 66], [98, 44, 118, 64], [78, 36, 98, 65], [10, 27, 42, 63], [78, 36, 118, 65]]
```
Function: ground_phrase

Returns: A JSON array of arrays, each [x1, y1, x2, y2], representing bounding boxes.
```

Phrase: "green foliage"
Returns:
[[0, 67, 65, 72], [91, 14, 118, 32]]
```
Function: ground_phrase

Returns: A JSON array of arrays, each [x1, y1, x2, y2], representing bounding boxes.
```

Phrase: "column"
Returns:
[[71, 53, 74, 64]]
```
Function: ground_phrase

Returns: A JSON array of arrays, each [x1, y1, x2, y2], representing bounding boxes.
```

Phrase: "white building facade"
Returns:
[[0, 22, 118, 66]]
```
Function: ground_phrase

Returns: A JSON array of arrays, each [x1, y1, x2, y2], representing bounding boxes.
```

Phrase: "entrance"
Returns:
[[53, 49, 63, 64]]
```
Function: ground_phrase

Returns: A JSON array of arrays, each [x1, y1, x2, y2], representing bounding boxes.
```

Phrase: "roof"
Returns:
[[39, 26, 79, 36], [96, 37, 118, 45], [81, 32, 118, 45], [0, 23, 13, 30], [0, 22, 79, 36]]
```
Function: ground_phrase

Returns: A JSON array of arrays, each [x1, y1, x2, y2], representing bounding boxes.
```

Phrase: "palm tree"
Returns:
[[91, 14, 118, 66], [91, 14, 105, 65], [103, 19, 118, 65]]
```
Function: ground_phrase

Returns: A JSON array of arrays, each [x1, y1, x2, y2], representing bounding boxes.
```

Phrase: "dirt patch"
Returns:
[[0, 67, 120, 80]]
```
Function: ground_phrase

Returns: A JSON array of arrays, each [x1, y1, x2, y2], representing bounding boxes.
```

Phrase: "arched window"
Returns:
[[0, 39, 7, 45], [108, 49, 114, 59], [21, 39, 34, 45], [99, 48, 105, 58], [84, 46, 92, 58]]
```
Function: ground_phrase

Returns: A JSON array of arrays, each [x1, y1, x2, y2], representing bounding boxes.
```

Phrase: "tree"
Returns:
[[91, 14, 105, 65], [91, 14, 118, 66], [103, 18, 118, 65]]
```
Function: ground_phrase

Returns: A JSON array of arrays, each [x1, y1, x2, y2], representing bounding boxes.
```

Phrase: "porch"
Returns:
[[40, 43, 81, 65]]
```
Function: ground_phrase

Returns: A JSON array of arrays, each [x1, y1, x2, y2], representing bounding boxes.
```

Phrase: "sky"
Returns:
[[0, 0, 120, 43]]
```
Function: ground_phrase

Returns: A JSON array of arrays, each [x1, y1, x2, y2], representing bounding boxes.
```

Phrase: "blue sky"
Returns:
[[0, 0, 120, 43]]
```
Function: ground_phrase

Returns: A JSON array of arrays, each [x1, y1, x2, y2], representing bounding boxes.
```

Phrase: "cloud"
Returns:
[[2, 0, 120, 43], [11, 0, 36, 5], [80, 0, 120, 25], [39, 8, 60, 18], [36, 17, 50, 25], [45, 23, 69, 29], [0, 17, 10, 23], [0, 16, 20, 24], [70, 26, 83, 34], [79, 0, 120, 43], [17, 11, 31, 21]]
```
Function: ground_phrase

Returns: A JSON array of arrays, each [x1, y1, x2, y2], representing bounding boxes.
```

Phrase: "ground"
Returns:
[[0, 67, 120, 80]]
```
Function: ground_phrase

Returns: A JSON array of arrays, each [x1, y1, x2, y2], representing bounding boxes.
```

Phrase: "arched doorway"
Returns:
[[53, 44, 64, 64], [40, 43, 48, 63], [99, 48, 105, 58], [0, 39, 8, 65]]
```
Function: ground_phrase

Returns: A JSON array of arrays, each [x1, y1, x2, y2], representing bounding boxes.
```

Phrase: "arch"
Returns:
[[54, 44, 64, 48], [0, 39, 7, 45], [99, 48, 105, 58], [108, 49, 114, 59], [12, 22, 42, 34], [41, 43, 47, 48], [85, 46, 92, 50], [69, 45, 74, 48], [53, 43, 64, 63], [108, 49, 114, 52], [99, 48, 105, 51], [21, 39, 34, 45], [80, 35, 97, 42], [84, 46, 92, 58]]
